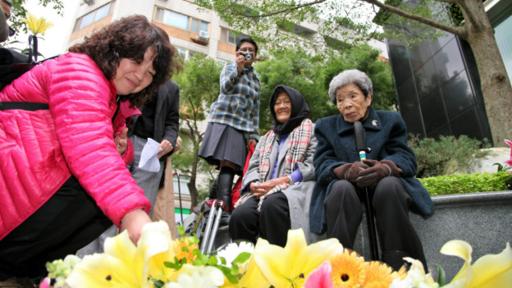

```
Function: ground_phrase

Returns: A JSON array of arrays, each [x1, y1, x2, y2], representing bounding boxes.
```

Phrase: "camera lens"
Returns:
[[244, 53, 252, 61]]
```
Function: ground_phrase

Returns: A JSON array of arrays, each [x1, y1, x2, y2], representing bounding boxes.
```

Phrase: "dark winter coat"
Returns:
[[310, 108, 433, 234]]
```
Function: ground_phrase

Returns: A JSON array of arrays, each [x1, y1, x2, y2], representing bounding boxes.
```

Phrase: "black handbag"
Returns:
[[0, 47, 34, 90]]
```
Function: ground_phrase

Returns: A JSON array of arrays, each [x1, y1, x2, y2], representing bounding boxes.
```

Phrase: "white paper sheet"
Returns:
[[138, 138, 161, 172]]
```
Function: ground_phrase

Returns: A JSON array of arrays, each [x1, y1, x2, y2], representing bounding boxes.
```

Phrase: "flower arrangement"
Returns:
[[40, 221, 512, 288], [505, 139, 512, 168]]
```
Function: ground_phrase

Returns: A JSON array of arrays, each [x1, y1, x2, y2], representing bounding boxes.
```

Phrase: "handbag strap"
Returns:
[[0, 102, 49, 111]]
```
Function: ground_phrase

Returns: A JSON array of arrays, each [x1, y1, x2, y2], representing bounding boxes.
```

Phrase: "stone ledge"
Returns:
[[354, 190, 512, 280], [433, 190, 512, 206]]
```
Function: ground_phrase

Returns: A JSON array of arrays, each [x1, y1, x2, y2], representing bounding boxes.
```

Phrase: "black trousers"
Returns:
[[0, 177, 112, 279], [324, 177, 427, 270], [229, 191, 290, 247]]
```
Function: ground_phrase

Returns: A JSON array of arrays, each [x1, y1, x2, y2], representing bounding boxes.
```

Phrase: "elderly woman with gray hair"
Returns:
[[309, 69, 433, 270]]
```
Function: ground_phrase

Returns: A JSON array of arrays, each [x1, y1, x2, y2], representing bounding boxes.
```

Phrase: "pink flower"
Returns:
[[305, 261, 333, 288], [505, 139, 512, 166], [38, 277, 51, 288]]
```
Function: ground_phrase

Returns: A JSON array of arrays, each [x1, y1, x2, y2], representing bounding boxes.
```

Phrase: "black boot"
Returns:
[[216, 167, 235, 226], [216, 167, 235, 211]]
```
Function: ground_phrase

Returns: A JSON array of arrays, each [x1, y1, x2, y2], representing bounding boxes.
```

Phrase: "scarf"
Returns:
[[258, 118, 313, 181]]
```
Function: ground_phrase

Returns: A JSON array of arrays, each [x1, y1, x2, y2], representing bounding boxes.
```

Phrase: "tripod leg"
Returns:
[[200, 200, 217, 254]]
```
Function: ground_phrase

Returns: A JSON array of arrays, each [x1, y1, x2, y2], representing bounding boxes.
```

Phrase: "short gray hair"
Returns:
[[328, 69, 373, 103]]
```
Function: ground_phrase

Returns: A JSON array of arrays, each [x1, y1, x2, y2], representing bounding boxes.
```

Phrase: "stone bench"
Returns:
[[354, 190, 512, 279]]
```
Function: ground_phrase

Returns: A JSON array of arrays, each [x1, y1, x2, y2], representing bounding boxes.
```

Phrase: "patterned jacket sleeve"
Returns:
[[220, 63, 239, 93], [250, 92, 260, 139]]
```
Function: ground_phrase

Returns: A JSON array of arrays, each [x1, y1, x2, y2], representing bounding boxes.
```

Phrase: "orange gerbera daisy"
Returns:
[[330, 250, 367, 288], [362, 261, 396, 288]]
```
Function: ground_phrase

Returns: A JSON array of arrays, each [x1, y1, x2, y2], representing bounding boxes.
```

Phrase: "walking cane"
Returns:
[[354, 121, 379, 260]]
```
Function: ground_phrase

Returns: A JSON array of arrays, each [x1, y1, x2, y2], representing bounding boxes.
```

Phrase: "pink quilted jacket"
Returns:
[[0, 53, 150, 240]]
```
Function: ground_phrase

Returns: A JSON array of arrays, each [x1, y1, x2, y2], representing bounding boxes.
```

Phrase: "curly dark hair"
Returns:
[[69, 15, 177, 106]]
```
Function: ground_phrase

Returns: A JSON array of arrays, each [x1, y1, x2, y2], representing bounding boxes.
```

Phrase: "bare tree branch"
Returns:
[[362, 0, 464, 36], [237, 0, 327, 18]]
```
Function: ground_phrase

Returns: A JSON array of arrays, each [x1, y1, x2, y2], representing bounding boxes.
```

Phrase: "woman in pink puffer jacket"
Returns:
[[0, 15, 176, 279]]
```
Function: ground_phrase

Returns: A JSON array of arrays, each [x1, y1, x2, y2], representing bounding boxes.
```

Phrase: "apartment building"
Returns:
[[69, 0, 387, 63], [71, 0, 248, 62]]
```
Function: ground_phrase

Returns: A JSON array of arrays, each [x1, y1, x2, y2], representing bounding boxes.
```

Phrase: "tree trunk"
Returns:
[[463, 4, 512, 146], [187, 142, 200, 208], [187, 174, 198, 209]]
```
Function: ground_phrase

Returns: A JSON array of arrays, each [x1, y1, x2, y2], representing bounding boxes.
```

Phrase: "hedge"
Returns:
[[419, 172, 512, 196]]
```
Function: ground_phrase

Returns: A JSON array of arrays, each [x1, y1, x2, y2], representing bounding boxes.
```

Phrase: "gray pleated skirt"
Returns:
[[198, 122, 247, 173]]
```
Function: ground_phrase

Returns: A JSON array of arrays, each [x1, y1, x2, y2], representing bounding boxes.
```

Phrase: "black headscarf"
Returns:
[[270, 85, 311, 135]]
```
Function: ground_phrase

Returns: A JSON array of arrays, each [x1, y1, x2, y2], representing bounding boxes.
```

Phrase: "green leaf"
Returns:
[[493, 163, 505, 172], [151, 278, 165, 288], [215, 265, 239, 284], [232, 252, 252, 265], [164, 259, 183, 270], [435, 264, 447, 286]]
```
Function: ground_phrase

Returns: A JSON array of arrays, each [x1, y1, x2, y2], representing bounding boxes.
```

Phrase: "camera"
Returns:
[[241, 51, 253, 61]]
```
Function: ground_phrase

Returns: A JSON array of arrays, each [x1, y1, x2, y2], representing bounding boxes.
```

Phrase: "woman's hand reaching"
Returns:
[[119, 208, 152, 244], [114, 127, 129, 155]]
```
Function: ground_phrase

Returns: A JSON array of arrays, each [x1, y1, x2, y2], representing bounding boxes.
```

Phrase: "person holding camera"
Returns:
[[199, 36, 260, 215]]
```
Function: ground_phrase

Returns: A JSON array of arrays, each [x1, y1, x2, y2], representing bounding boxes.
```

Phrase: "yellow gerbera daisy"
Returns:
[[363, 261, 395, 288], [330, 250, 366, 288]]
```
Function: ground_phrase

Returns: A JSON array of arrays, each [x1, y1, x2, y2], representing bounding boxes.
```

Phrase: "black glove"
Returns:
[[355, 159, 401, 187], [333, 161, 369, 182]]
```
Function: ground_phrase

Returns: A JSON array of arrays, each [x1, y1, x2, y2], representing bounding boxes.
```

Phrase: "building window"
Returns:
[[177, 47, 188, 60], [277, 20, 316, 39], [220, 27, 248, 44], [156, 8, 209, 35], [176, 46, 204, 61], [73, 1, 113, 32]]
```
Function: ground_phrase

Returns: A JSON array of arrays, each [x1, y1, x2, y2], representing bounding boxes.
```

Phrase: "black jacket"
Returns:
[[133, 79, 180, 158], [154, 80, 180, 148]]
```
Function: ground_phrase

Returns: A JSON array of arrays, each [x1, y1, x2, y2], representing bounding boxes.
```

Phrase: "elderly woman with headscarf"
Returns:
[[310, 69, 433, 270], [229, 85, 317, 246]]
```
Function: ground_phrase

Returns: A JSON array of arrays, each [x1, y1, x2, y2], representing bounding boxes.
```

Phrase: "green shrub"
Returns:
[[419, 172, 512, 196], [409, 135, 489, 178]]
